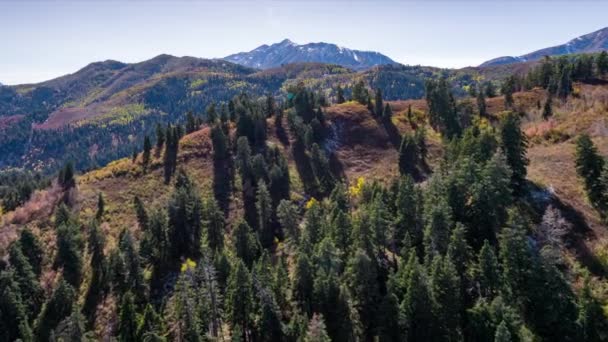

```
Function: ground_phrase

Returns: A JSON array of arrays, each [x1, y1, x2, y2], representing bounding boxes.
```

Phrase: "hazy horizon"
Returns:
[[2, 0, 608, 85]]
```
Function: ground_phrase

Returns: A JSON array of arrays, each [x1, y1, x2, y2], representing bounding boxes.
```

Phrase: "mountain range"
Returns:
[[480, 26, 608, 67], [224, 39, 396, 70]]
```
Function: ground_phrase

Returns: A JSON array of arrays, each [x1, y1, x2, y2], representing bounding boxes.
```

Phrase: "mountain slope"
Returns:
[[481, 26, 608, 67], [224, 39, 397, 70]]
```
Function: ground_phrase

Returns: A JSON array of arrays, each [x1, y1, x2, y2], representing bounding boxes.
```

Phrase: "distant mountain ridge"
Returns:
[[224, 39, 397, 70], [481, 27, 608, 67]]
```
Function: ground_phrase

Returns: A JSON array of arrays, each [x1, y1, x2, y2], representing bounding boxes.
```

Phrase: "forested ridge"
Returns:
[[3, 51, 608, 341]]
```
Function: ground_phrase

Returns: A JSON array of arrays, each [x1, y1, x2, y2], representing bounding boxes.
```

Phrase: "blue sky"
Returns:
[[1, 1, 607, 85]]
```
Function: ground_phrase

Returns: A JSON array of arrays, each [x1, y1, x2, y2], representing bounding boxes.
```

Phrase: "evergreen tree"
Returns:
[[119, 230, 147, 302], [426, 79, 461, 138], [84, 220, 107, 319], [575, 134, 608, 214], [400, 251, 436, 341], [277, 199, 299, 243], [542, 94, 553, 120], [374, 88, 384, 117], [142, 135, 152, 170], [377, 291, 402, 341], [383, 103, 393, 121], [430, 255, 462, 341], [155, 123, 165, 153], [494, 320, 512, 342], [55, 221, 84, 287], [203, 196, 225, 252], [499, 112, 529, 194], [133, 196, 149, 232], [0, 270, 32, 342], [304, 314, 331, 342], [475, 240, 500, 298], [398, 133, 419, 178], [351, 80, 368, 104], [477, 89, 487, 117], [168, 170, 203, 259], [35, 279, 75, 342], [233, 220, 261, 268], [95, 192, 105, 220], [485, 82, 496, 98], [597, 51, 608, 76], [18, 228, 43, 276], [557, 65, 573, 99], [53, 309, 92, 342], [293, 254, 314, 316], [137, 304, 165, 341], [576, 275, 608, 341], [118, 292, 139, 342], [310, 143, 335, 194], [256, 180, 274, 248], [226, 260, 253, 341], [344, 249, 379, 339], [8, 242, 43, 317], [206, 102, 218, 124], [336, 85, 346, 104], [501, 76, 515, 108]]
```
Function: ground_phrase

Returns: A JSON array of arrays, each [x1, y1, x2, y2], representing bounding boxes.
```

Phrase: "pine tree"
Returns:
[[304, 314, 331, 342], [374, 88, 384, 117], [400, 251, 435, 341], [233, 220, 261, 268], [336, 85, 346, 104], [55, 221, 84, 287], [475, 240, 500, 298], [35, 279, 75, 342], [494, 320, 512, 342], [155, 123, 165, 153], [377, 291, 402, 341], [142, 135, 152, 170], [277, 200, 299, 243], [118, 292, 138, 342], [542, 94, 553, 120], [499, 112, 528, 194], [168, 170, 203, 259], [133, 196, 149, 232], [576, 275, 608, 341], [597, 51, 608, 76], [351, 80, 368, 104], [557, 65, 573, 99], [575, 134, 607, 214], [8, 242, 43, 317], [476, 87, 487, 117], [95, 192, 105, 220], [344, 249, 379, 339], [0, 270, 32, 342], [293, 254, 314, 316], [485, 82, 496, 98], [310, 143, 335, 194], [119, 231, 147, 302], [256, 180, 274, 248], [399, 133, 419, 178], [383, 103, 393, 121], [203, 196, 225, 252], [137, 304, 164, 341], [407, 104, 414, 125], [84, 220, 107, 319], [429, 255, 462, 340], [426, 79, 460, 138], [501, 76, 515, 108], [53, 309, 92, 342], [18, 228, 43, 276], [206, 102, 218, 124], [226, 260, 253, 340]]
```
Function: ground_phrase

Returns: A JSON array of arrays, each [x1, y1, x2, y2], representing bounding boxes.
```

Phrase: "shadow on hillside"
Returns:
[[292, 140, 320, 198], [582, 78, 608, 86], [328, 152, 346, 182], [550, 195, 606, 277], [529, 180, 606, 277]]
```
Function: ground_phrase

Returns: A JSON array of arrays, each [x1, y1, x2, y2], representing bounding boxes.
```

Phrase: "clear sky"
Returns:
[[1, 0, 607, 85]]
